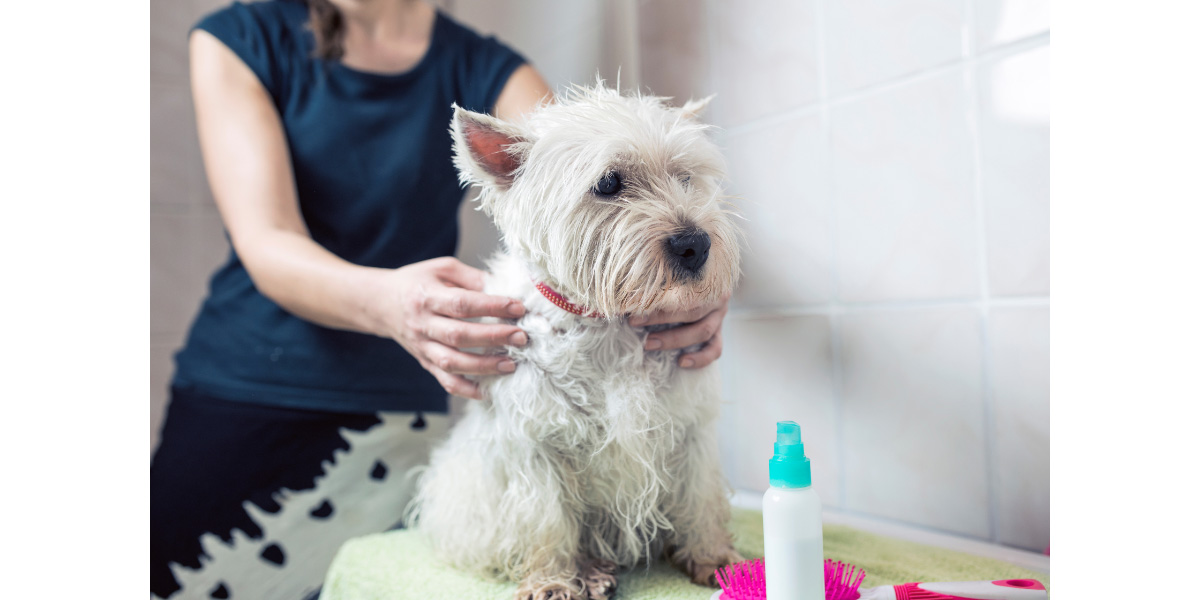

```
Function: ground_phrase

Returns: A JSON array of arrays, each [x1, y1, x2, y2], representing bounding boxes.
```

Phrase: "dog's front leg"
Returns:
[[510, 447, 590, 600], [662, 421, 743, 586]]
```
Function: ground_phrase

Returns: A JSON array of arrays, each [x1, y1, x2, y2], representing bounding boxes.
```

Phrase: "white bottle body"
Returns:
[[762, 485, 824, 600]]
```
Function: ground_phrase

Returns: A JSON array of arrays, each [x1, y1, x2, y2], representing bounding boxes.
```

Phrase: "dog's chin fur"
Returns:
[[407, 83, 743, 600]]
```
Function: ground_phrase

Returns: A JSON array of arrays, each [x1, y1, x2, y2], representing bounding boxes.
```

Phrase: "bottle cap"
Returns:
[[769, 421, 812, 488]]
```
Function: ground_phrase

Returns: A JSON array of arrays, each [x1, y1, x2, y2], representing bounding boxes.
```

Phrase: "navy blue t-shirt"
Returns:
[[174, 0, 525, 413]]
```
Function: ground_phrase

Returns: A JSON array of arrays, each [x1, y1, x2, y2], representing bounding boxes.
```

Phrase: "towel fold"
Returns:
[[320, 508, 1049, 599]]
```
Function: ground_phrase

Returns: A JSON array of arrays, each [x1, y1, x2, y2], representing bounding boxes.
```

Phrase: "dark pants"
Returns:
[[150, 386, 381, 599]]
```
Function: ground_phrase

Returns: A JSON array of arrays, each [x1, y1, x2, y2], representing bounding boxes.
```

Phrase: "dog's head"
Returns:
[[451, 83, 741, 318]]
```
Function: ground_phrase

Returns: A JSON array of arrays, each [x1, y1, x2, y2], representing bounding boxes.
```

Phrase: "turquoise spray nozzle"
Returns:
[[769, 421, 812, 488]]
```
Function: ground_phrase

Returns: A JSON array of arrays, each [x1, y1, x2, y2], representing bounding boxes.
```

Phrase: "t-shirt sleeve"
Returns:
[[455, 31, 528, 115], [193, 2, 284, 102]]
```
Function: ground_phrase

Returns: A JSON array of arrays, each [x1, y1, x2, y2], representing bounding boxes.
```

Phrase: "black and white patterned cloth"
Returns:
[[151, 386, 448, 599]]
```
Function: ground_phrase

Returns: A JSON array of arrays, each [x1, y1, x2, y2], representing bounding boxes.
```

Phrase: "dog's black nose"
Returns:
[[667, 230, 711, 273]]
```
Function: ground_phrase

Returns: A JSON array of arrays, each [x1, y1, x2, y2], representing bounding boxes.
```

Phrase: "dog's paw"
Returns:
[[515, 580, 586, 600], [666, 544, 745, 587], [581, 559, 619, 600]]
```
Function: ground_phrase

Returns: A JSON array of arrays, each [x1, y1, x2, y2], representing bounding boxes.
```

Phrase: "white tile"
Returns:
[[717, 336, 742, 490], [151, 328, 187, 348], [190, 181, 222, 215], [451, 0, 599, 41], [190, 0, 234, 16], [719, 316, 839, 507], [151, 214, 196, 335], [978, 46, 1049, 296], [151, 85, 203, 210], [151, 214, 216, 335], [823, 0, 965, 95], [150, 214, 226, 449], [710, 0, 820, 127], [975, 0, 1050, 51], [151, 0, 196, 87], [151, 342, 179, 454], [831, 71, 980, 302], [450, 0, 602, 76], [596, 0, 640, 92], [725, 114, 833, 307], [840, 308, 989, 537], [527, 16, 606, 92], [191, 213, 230, 282], [456, 189, 502, 270], [988, 307, 1049, 551], [445, 0, 525, 38], [638, 0, 712, 102], [448, 0, 608, 93]]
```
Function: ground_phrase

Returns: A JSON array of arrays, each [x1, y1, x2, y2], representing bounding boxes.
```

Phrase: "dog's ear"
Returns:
[[680, 95, 714, 120], [451, 104, 530, 188]]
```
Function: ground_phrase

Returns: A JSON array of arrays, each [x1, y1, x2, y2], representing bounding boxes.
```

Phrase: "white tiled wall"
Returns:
[[151, 0, 1050, 553], [638, 0, 1050, 551], [988, 307, 1049, 550], [823, 0, 965, 96], [840, 308, 989, 538]]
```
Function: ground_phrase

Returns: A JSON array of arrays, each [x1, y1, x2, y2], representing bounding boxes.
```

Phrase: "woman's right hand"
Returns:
[[373, 256, 527, 400]]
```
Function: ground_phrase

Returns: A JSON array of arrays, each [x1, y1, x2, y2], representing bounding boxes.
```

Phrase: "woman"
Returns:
[[150, 0, 730, 597]]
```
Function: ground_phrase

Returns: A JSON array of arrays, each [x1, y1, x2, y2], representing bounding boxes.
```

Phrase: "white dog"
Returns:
[[408, 83, 743, 600]]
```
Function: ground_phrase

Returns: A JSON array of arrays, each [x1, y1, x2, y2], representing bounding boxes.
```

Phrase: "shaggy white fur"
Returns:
[[408, 83, 743, 600]]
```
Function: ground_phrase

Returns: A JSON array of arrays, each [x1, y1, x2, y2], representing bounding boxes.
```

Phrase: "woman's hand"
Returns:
[[629, 294, 731, 369], [375, 257, 528, 400]]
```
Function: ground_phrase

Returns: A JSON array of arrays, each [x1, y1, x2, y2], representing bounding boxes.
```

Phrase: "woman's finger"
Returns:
[[424, 342, 517, 377], [424, 316, 527, 350], [426, 363, 483, 400], [629, 300, 719, 327], [643, 308, 723, 352], [432, 256, 488, 291], [424, 286, 526, 320], [678, 328, 723, 369]]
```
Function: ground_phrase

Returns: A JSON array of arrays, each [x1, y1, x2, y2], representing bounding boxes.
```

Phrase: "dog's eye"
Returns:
[[593, 172, 622, 197], [680, 174, 692, 187]]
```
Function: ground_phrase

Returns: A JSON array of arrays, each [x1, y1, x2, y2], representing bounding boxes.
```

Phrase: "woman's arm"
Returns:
[[189, 30, 528, 399], [493, 63, 553, 121]]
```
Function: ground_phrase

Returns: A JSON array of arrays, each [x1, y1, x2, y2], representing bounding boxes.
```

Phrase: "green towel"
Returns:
[[320, 508, 1048, 599]]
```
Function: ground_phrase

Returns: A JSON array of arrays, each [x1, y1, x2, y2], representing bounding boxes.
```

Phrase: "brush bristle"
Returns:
[[713, 557, 866, 600], [824, 559, 867, 600], [713, 557, 765, 600]]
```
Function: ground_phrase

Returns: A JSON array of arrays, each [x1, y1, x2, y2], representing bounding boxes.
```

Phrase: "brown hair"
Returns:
[[307, 0, 346, 60]]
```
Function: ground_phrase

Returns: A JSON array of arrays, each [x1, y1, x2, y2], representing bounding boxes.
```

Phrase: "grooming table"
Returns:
[[319, 508, 1049, 599]]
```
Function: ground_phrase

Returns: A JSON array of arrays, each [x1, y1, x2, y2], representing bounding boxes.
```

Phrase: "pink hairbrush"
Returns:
[[711, 558, 1047, 600]]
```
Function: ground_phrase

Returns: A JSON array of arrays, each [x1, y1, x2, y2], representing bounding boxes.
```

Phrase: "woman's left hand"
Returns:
[[629, 294, 731, 369]]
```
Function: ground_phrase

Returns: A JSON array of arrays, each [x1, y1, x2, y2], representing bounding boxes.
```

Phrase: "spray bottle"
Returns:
[[762, 421, 825, 600]]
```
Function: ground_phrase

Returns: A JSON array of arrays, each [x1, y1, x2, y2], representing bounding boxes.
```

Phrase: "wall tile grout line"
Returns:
[[961, 0, 1001, 543], [811, 0, 848, 512], [722, 31, 1050, 140], [728, 295, 1050, 320], [702, 0, 720, 128], [828, 505, 1035, 556]]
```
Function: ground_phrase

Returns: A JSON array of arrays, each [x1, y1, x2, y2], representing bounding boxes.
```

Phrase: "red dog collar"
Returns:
[[534, 281, 604, 318]]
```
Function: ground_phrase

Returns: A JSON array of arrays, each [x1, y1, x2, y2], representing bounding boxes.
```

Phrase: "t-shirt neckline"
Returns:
[[326, 8, 444, 82]]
